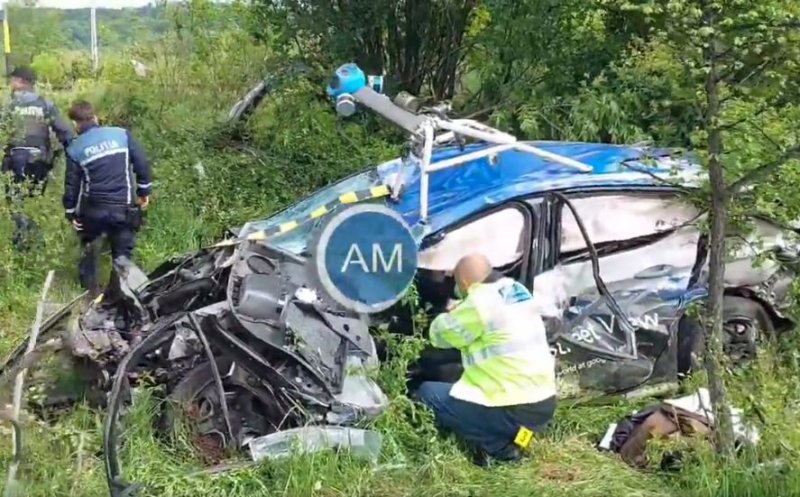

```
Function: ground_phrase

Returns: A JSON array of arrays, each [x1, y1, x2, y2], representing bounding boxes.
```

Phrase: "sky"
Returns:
[[37, 0, 159, 8]]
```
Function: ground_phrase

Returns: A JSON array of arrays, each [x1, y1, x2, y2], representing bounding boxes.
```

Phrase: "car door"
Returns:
[[528, 188, 702, 397]]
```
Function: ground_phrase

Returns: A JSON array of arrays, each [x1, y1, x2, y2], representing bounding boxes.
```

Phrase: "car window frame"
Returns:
[[418, 200, 536, 287], [522, 196, 558, 281], [551, 186, 694, 265]]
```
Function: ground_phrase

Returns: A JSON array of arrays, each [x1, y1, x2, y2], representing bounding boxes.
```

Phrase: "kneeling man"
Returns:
[[416, 253, 557, 463]]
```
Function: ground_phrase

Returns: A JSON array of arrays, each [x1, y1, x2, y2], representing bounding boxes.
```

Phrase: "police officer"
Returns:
[[2, 65, 73, 193], [2, 66, 74, 249], [415, 253, 557, 465], [63, 100, 153, 294]]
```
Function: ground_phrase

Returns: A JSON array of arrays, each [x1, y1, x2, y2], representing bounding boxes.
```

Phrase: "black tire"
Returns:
[[158, 357, 232, 439], [721, 295, 774, 363], [677, 296, 774, 376]]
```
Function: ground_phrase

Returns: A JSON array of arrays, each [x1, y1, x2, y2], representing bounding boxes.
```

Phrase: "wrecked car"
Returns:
[[239, 141, 798, 400], [2, 63, 798, 495]]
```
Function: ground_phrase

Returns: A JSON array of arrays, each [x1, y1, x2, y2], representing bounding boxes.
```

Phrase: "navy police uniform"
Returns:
[[2, 90, 74, 193], [63, 124, 153, 291], [2, 89, 74, 250]]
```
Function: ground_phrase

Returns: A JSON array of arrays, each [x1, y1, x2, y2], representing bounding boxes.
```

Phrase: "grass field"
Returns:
[[1, 158, 800, 497]]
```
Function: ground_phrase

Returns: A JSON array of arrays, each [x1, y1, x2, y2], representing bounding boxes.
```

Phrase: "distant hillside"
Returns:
[[61, 5, 171, 49], [7, 4, 171, 60]]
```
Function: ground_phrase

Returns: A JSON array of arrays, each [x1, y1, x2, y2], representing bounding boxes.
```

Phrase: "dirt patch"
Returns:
[[537, 462, 581, 482], [193, 433, 227, 464]]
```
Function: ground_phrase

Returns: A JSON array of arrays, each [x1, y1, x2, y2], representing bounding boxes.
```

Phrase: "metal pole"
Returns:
[[90, 3, 98, 73], [420, 123, 434, 222]]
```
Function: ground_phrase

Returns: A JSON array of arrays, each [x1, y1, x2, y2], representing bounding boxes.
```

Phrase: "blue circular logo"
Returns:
[[313, 204, 418, 313]]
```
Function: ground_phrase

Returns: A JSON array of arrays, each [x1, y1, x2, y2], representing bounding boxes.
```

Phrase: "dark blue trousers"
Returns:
[[416, 381, 556, 461], [77, 204, 137, 292]]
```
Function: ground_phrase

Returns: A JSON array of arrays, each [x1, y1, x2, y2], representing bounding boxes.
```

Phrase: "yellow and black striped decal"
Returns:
[[215, 184, 392, 247]]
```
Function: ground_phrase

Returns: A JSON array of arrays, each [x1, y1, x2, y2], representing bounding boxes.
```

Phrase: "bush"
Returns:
[[31, 52, 69, 89]]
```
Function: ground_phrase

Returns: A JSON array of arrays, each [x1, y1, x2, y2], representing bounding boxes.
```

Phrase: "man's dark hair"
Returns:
[[9, 66, 36, 85], [68, 100, 96, 125]]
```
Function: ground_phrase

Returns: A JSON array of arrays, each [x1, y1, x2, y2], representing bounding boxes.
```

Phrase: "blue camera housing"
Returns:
[[326, 63, 367, 99]]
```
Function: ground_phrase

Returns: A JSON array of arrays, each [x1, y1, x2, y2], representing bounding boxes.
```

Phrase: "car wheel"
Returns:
[[721, 296, 774, 365], [677, 296, 774, 376], [159, 359, 280, 462]]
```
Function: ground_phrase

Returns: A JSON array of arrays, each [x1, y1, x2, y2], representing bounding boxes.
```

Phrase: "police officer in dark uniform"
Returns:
[[63, 100, 153, 294], [2, 65, 73, 193], [2, 66, 74, 249]]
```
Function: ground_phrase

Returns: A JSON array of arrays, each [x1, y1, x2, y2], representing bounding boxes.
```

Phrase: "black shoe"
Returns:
[[471, 448, 490, 467], [497, 445, 523, 463], [470, 445, 522, 467]]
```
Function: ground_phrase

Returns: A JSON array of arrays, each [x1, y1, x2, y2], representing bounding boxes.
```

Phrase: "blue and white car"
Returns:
[[238, 72, 798, 400]]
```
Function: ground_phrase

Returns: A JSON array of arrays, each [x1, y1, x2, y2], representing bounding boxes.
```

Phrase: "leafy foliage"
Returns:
[[253, 0, 481, 99]]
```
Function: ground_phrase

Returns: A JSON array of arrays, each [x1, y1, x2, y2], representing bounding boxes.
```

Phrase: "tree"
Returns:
[[7, 1, 73, 63], [612, 0, 800, 456], [251, 0, 480, 99], [5, 3, 170, 57], [464, 0, 644, 119]]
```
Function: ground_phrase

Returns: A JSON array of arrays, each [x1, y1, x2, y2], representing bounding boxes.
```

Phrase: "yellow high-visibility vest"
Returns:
[[429, 277, 557, 407]]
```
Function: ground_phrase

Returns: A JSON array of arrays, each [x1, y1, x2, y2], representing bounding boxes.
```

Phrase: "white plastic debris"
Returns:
[[294, 287, 318, 304], [327, 356, 388, 425], [247, 426, 382, 464], [193, 161, 206, 179], [598, 422, 617, 451], [664, 387, 760, 445], [131, 59, 149, 77]]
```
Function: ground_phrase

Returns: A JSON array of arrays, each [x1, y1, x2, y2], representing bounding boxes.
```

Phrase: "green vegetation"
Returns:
[[2, 0, 800, 496], [9, 2, 169, 53], [5, 1, 170, 87]]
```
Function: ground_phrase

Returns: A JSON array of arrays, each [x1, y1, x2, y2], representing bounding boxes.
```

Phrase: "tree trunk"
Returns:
[[703, 10, 736, 459]]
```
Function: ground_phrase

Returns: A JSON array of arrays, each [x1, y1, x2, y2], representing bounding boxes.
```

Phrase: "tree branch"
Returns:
[[619, 161, 693, 191], [727, 143, 800, 194], [754, 126, 783, 151], [718, 99, 776, 132], [716, 57, 771, 85], [722, 19, 800, 34]]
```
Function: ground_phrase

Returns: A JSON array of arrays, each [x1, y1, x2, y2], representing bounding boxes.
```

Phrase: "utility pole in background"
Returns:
[[90, 1, 99, 73]]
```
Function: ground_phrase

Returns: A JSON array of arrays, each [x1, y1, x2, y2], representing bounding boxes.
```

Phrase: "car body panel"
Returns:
[[232, 139, 795, 401], [242, 142, 703, 255]]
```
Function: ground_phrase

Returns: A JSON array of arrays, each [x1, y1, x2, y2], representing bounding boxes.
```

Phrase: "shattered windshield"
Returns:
[[240, 169, 386, 255]]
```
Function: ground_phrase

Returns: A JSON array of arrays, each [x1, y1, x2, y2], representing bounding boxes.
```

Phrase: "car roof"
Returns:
[[375, 140, 703, 233]]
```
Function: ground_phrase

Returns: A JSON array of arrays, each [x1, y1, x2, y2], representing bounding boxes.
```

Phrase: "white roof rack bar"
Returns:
[[420, 123, 435, 221], [513, 142, 594, 172], [433, 118, 593, 173], [414, 116, 593, 222], [447, 118, 519, 141], [426, 143, 516, 173], [351, 88, 594, 222]]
